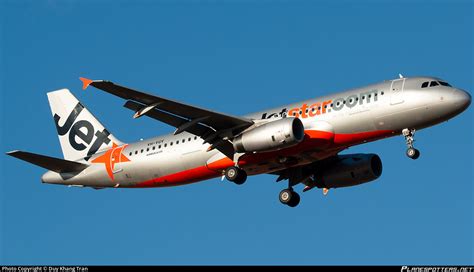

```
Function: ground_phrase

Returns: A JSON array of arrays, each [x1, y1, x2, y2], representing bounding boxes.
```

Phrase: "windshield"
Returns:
[[421, 80, 452, 88], [439, 81, 452, 87]]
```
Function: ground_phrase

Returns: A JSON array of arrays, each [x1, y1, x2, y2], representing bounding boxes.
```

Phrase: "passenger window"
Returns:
[[129, 152, 132, 156], [152, 146, 155, 150], [421, 82, 429, 88], [135, 151, 138, 155], [158, 145, 161, 149], [430, 81, 439, 87], [147, 148, 149, 152], [164, 143, 167, 147], [141, 149, 143, 153], [188, 138, 191, 141]]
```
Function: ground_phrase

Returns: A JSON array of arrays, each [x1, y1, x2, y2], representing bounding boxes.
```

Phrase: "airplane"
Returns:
[[6, 75, 471, 207]]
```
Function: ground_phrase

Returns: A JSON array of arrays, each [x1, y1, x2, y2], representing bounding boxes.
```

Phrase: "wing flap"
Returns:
[[123, 100, 211, 136]]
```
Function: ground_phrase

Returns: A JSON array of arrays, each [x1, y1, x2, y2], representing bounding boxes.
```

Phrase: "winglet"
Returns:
[[79, 77, 93, 90]]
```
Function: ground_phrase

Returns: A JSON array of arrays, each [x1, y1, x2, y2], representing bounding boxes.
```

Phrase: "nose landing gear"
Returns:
[[402, 128, 420, 160]]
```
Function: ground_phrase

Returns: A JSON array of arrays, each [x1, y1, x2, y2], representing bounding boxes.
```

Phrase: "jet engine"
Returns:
[[314, 154, 383, 188], [233, 117, 305, 153]]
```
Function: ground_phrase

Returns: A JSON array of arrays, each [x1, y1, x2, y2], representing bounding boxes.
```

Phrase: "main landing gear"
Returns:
[[224, 166, 247, 185], [224, 166, 302, 207], [276, 168, 304, 207], [279, 188, 300, 207], [402, 128, 420, 160]]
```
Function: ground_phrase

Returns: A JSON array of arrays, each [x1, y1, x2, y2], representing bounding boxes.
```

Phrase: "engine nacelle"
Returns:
[[316, 154, 382, 188], [233, 117, 305, 153]]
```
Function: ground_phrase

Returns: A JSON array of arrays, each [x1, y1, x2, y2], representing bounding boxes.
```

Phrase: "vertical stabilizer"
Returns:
[[47, 89, 122, 161]]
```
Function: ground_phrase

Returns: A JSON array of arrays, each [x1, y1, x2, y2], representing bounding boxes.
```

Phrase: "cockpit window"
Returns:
[[422, 80, 451, 89]]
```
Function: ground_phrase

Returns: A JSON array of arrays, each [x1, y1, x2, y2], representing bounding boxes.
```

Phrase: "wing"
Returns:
[[80, 78, 254, 158]]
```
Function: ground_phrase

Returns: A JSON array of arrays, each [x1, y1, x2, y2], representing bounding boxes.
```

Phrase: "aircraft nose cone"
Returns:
[[452, 89, 471, 113]]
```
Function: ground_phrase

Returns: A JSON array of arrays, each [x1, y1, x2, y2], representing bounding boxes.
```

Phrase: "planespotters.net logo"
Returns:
[[402, 267, 474, 272]]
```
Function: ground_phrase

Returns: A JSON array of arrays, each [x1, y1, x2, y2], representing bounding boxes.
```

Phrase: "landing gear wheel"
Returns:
[[406, 148, 420, 160], [233, 170, 247, 185], [279, 189, 292, 204], [279, 189, 300, 207], [225, 166, 238, 181], [287, 192, 300, 207], [225, 166, 247, 185]]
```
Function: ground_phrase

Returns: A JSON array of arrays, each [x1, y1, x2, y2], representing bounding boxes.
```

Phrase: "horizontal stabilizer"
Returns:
[[6, 150, 88, 173]]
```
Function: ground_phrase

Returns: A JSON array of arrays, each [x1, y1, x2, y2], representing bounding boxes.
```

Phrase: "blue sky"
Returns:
[[1, 0, 472, 265]]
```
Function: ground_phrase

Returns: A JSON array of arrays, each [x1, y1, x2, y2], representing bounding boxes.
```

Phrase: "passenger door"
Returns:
[[390, 78, 405, 105]]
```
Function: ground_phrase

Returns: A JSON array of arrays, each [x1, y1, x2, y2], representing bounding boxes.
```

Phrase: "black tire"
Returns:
[[406, 148, 420, 160], [279, 189, 294, 205], [225, 166, 239, 181], [412, 149, 420, 160], [225, 166, 247, 184], [287, 192, 300, 207], [234, 170, 247, 185]]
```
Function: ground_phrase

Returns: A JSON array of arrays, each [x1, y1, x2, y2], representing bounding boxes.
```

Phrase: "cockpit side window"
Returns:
[[439, 81, 452, 87], [430, 81, 439, 87], [421, 82, 429, 88]]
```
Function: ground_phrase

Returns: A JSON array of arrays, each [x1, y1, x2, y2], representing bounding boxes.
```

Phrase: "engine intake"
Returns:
[[233, 117, 305, 153], [316, 154, 382, 188]]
